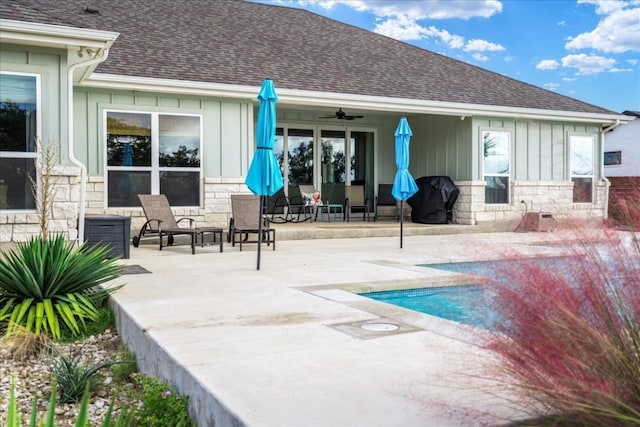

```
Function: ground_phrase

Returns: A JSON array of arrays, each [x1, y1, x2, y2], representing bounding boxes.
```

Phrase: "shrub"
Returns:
[[2, 323, 51, 360], [46, 343, 135, 404], [129, 373, 194, 427], [488, 224, 640, 425], [0, 234, 122, 339]]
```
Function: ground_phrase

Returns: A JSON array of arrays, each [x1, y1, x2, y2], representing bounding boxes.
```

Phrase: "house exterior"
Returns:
[[604, 111, 639, 178], [604, 111, 639, 228], [0, 0, 633, 243]]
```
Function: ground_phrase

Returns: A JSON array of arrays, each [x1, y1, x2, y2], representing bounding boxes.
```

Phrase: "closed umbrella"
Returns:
[[245, 79, 283, 269], [391, 117, 418, 248]]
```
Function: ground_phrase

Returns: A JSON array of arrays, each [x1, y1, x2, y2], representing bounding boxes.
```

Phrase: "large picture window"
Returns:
[[483, 130, 510, 204], [0, 73, 39, 210], [106, 111, 201, 207], [570, 135, 594, 203]]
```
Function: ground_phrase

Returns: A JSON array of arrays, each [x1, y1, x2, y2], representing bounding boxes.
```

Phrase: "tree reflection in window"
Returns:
[[288, 137, 313, 185], [106, 114, 151, 167]]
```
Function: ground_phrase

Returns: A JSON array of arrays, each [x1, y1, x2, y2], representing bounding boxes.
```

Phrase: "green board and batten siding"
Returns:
[[73, 89, 254, 178]]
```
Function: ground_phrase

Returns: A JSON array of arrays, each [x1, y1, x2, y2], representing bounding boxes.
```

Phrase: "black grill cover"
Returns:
[[407, 176, 459, 224]]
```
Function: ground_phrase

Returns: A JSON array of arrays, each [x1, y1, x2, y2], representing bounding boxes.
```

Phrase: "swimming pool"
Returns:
[[360, 285, 497, 329], [359, 253, 628, 329]]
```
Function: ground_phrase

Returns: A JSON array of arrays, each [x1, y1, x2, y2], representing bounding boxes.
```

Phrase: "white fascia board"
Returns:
[[83, 73, 631, 125], [0, 19, 119, 49]]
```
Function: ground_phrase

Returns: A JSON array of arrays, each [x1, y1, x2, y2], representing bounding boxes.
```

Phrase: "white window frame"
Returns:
[[0, 71, 41, 212], [104, 109, 203, 207], [482, 129, 511, 205], [569, 134, 595, 204]]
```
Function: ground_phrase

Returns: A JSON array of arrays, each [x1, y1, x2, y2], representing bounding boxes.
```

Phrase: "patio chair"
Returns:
[[229, 194, 276, 251], [345, 185, 371, 222], [374, 183, 398, 221], [133, 194, 223, 254]]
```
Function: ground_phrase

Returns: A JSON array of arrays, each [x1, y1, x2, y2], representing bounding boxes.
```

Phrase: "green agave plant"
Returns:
[[0, 234, 122, 340], [7, 378, 131, 427]]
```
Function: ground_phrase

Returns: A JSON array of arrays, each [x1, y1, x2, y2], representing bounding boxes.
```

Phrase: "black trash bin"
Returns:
[[407, 176, 459, 224]]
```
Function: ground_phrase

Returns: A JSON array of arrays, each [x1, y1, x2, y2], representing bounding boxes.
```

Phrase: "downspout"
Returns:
[[67, 47, 111, 244], [601, 119, 621, 219]]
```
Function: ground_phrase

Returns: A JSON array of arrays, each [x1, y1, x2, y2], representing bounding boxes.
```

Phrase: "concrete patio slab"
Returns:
[[109, 229, 577, 426]]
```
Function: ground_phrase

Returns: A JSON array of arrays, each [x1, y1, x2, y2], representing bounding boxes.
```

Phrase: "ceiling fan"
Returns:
[[318, 108, 364, 120]]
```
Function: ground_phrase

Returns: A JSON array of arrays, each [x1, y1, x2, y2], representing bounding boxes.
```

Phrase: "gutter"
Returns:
[[601, 119, 622, 219], [67, 48, 112, 244]]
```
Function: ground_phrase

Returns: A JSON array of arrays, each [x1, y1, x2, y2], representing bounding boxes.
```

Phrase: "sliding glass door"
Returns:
[[271, 126, 374, 207]]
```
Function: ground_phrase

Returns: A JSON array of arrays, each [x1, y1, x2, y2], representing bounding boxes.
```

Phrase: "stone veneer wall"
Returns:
[[453, 180, 607, 226], [85, 177, 249, 237], [1, 175, 609, 242], [0, 174, 250, 243], [0, 166, 81, 243]]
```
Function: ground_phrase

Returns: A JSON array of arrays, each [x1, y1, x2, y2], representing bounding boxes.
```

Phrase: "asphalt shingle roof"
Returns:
[[1, 0, 615, 115]]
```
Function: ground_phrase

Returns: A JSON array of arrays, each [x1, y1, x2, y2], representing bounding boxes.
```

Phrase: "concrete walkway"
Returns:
[[110, 228, 574, 427]]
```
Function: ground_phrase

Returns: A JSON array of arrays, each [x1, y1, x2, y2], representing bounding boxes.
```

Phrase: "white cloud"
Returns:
[[536, 59, 560, 70], [563, 77, 577, 82], [566, 0, 640, 53], [561, 53, 617, 75], [609, 67, 633, 72], [557, 20, 566, 26], [472, 53, 489, 61], [544, 82, 560, 91], [464, 39, 505, 52], [628, 58, 639, 66], [296, 0, 502, 20]]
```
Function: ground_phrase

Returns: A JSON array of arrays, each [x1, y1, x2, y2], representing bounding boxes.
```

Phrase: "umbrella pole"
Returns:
[[257, 195, 264, 270], [400, 201, 404, 249]]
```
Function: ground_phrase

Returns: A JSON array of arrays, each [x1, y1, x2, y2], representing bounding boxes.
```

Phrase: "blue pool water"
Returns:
[[361, 241, 640, 329], [360, 285, 497, 329], [359, 252, 631, 329]]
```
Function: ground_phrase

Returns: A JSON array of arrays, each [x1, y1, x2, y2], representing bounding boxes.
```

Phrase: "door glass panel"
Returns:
[[287, 129, 314, 201], [350, 131, 374, 207], [321, 130, 345, 204]]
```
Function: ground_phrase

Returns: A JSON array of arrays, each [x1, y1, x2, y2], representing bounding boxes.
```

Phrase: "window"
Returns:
[[483, 130, 510, 204], [106, 111, 201, 207], [604, 151, 622, 166], [570, 135, 594, 203], [0, 73, 39, 210]]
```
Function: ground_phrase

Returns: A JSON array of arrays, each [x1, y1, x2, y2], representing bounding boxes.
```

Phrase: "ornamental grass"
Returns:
[[488, 190, 640, 426]]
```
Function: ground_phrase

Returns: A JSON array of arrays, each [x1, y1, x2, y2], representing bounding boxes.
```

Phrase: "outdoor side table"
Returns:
[[195, 228, 224, 252], [314, 204, 344, 222], [327, 204, 343, 221]]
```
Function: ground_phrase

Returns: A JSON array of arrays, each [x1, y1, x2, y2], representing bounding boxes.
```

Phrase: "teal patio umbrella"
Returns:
[[391, 117, 418, 248], [245, 79, 283, 269]]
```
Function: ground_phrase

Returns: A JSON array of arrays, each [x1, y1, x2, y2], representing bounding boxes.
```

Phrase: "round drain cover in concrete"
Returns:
[[361, 322, 399, 332]]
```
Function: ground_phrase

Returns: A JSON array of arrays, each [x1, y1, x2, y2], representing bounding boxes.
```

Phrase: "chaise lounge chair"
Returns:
[[229, 194, 276, 251], [133, 194, 223, 254]]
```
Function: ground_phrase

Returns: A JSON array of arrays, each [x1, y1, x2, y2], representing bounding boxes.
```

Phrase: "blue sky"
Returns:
[[252, 0, 640, 113]]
